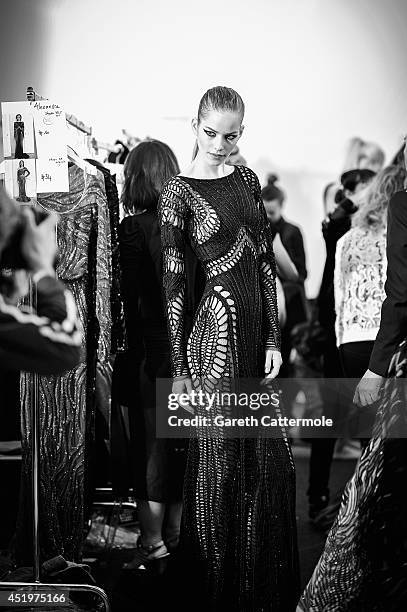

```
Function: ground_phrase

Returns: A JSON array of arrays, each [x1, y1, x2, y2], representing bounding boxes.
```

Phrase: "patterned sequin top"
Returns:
[[158, 164, 280, 380]]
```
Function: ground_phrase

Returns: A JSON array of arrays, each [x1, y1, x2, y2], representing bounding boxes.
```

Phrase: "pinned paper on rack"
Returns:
[[31, 100, 67, 159], [36, 157, 69, 193], [31, 100, 69, 192]]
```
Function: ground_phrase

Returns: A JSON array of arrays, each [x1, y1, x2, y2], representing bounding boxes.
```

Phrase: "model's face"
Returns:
[[19, 161, 24, 168], [193, 110, 243, 166], [16, 115, 22, 121], [263, 199, 282, 223]]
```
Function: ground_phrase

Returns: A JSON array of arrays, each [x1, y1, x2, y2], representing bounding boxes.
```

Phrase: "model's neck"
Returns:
[[189, 156, 233, 179]]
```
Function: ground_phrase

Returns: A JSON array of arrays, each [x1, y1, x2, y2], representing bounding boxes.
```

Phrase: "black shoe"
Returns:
[[308, 494, 329, 520]]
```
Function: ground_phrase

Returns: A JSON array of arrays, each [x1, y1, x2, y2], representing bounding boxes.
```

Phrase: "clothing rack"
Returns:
[[0, 88, 111, 612], [27, 87, 123, 157], [90, 137, 121, 155], [27, 86, 92, 136]]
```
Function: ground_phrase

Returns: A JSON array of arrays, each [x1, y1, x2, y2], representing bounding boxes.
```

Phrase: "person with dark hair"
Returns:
[[261, 174, 307, 401], [116, 140, 188, 569], [158, 86, 299, 610], [306, 168, 377, 521]]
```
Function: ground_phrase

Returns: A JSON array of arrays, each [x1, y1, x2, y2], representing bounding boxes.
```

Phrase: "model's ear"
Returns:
[[239, 124, 245, 136], [191, 117, 198, 136]]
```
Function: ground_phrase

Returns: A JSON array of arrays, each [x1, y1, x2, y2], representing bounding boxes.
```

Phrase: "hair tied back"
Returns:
[[267, 173, 279, 186]]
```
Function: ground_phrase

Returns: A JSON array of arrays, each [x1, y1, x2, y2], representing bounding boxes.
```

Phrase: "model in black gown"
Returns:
[[158, 164, 299, 610], [14, 115, 24, 158]]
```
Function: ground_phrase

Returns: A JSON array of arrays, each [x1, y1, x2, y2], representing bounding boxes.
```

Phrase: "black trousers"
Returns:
[[308, 340, 375, 500]]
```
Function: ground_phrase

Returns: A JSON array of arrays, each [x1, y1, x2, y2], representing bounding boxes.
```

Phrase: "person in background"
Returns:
[[298, 147, 407, 612], [323, 137, 385, 217], [228, 163, 298, 327], [261, 174, 307, 406], [0, 187, 81, 376], [355, 140, 407, 405], [336, 165, 406, 384], [115, 140, 187, 569], [307, 168, 377, 520], [331, 165, 406, 448]]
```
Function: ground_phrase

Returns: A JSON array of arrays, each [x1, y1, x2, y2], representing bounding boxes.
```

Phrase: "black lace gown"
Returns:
[[158, 165, 299, 611]]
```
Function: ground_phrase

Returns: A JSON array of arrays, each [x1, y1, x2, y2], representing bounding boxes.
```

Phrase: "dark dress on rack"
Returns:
[[14, 121, 24, 158], [116, 212, 187, 501], [158, 165, 299, 611]]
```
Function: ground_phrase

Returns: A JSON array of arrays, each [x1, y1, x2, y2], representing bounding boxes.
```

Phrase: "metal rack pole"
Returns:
[[30, 278, 41, 583]]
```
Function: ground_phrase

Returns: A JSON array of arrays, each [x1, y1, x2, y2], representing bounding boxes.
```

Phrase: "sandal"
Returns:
[[165, 534, 180, 553], [122, 539, 170, 570]]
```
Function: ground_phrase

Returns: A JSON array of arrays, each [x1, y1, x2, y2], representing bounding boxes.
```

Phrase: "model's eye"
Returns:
[[226, 135, 237, 141], [204, 130, 216, 138]]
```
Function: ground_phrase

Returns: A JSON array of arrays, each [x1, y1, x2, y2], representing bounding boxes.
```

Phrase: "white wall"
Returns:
[[2, 0, 407, 295]]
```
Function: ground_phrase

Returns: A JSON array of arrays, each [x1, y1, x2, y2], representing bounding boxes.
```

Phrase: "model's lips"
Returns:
[[209, 153, 225, 158]]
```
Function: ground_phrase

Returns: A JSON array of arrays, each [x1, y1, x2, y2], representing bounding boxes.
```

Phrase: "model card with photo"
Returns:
[[4, 159, 37, 203], [1, 101, 35, 159]]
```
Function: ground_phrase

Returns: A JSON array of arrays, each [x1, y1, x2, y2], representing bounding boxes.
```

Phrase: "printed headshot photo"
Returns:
[[4, 159, 37, 203], [1, 101, 35, 159]]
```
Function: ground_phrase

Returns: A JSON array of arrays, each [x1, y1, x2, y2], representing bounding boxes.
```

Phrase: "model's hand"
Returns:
[[172, 376, 194, 414], [353, 369, 384, 407], [263, 350, 282, 380], [21, 208, 57, 275]]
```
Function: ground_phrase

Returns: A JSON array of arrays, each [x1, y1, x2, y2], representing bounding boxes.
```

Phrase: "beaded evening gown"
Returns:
[[14, 121, 24, 158], [158, 165, 299, 611], [298, 340, 407, 612]]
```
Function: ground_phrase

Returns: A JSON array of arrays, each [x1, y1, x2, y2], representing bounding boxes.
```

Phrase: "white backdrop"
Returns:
[[2, 0, 407, 295]]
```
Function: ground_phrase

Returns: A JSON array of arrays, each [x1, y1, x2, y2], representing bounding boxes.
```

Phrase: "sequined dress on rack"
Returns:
[[158, 165, 300, 611], [15, 164, 113, 564]]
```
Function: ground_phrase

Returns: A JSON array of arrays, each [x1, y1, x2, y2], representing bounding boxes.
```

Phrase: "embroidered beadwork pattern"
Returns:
[[206, 227, 257, 279]]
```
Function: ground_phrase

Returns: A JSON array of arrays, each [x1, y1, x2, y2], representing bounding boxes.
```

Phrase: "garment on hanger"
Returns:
[[15, 163, 112, 564], [85, 158, 126, 353]]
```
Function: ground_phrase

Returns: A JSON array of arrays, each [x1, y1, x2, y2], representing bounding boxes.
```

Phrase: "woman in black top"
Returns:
[[117, 140, 187, 568]]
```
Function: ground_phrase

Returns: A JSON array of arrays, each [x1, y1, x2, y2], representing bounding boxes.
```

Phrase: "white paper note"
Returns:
[[36, 157, 69, 193], [30, 100, 69, 193]]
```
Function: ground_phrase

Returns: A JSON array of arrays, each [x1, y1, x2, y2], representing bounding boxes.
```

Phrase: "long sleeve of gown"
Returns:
[[253, 173, 281, 351], [158, 179, 189, 378]]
